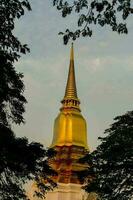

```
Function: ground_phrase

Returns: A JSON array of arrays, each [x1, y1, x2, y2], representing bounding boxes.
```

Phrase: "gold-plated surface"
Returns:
[[51, 110, 88, 148], [51, 44, 88, 149]]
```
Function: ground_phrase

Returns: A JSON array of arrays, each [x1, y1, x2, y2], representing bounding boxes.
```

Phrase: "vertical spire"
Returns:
[[61, 43, 80, 112], [64, 43, 78, 99]]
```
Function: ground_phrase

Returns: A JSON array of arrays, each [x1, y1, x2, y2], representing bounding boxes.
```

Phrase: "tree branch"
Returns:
[[129, 8, 133, 13]]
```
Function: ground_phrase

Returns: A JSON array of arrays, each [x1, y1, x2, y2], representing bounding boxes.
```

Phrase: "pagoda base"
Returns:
[[45, 183, 97, 200], [27, 182, 97, 200], [45, 183, 85, 200]]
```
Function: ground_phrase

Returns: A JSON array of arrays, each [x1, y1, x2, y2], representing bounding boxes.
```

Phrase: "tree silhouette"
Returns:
[[0, 1, 57, 199], [52, 0, 133, 44], [0, 124, 56, 200], [80, 111, 133, 200], [0, 0, 31, 126]]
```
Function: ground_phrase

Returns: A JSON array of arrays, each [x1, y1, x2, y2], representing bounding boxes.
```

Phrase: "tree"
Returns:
[[0, 1, 57, 199], [0, 0, 31, 126], [52, 0, 133, 44], [80, 111, 133, 200], [0, 124, 56, 200]]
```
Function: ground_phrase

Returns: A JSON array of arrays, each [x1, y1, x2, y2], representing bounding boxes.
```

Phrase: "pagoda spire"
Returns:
[[61, 43, 80, 111], [64, 43, 78, 99]]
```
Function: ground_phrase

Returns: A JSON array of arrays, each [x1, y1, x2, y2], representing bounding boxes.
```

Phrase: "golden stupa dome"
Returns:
[[51, 44, 88, 149]]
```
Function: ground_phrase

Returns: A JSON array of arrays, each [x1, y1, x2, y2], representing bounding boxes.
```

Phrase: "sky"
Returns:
[[14, 0, 133, 150]]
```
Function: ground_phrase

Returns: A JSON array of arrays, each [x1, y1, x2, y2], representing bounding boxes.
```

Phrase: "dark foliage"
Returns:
[[0, 0, 32, 126], [0, 1, 57, 199], [80, 111, 133, 200], [0, 124, 56, 200], [53, 0, 133, 44], [0, 54, 27, 126]]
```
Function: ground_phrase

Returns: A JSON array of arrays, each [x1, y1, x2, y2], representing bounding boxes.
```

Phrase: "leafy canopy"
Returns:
[[0, 0, 31, 126], [0, 1, 57, 199], [80, 111, 133, 200], [0, 124, 56, 200], [52, 0, 133, 44]]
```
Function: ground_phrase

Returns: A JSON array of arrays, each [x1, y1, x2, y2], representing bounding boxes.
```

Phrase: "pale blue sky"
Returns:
[[14, 0, 133, 150]]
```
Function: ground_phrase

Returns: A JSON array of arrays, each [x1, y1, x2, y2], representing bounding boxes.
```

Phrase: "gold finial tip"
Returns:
[[71, 42, 74, 50], [70, 42, 74, 61]]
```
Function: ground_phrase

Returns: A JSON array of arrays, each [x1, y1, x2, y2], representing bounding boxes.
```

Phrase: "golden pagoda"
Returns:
[[50, 43, 89, 185], [51, 43, 88, 149]]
